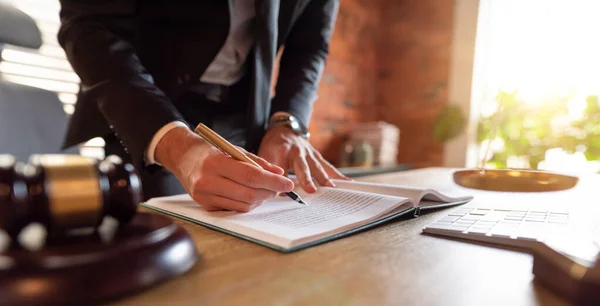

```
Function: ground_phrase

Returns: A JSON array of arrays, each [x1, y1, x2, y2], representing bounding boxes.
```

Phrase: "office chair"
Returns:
[[0, 1, 76, 161]]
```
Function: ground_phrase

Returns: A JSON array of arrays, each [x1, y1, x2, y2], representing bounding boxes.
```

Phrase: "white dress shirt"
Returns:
[[200, 0, 255, 85]]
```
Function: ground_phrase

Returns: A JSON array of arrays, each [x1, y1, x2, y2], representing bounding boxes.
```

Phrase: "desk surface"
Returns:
[[118, 168, 600, 306]]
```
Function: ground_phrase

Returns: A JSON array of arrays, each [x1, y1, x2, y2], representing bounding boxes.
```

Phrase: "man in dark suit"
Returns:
[[58, 0, 347, 211]]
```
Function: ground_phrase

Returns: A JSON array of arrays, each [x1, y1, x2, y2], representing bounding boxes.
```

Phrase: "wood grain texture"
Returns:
[[113, 168, 600, 306]]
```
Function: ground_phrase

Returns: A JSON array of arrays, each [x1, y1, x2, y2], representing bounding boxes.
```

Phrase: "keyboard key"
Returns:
[[530, 210, 548, 213], [490, 232, 516, 239], [466, 228, 490, 235], [425, 223, 452, 230], [481, 216, 502, 222], [527, 211, 547, 215], [525, 215, 546, 219], [528, 211, 547, 214], [454, 209, 473, 214], [505, 217, 524, 221], [449, 225, 470, 231], [475, 220, 498, 225], [516, 232, 539, 241], [524, 219, 545, 223], [499, 220, 521, 225], [460, 216, 481, 221], [440, 216, 461, 223], [455, 221, 476, 226], [467, 226, 492, 233]]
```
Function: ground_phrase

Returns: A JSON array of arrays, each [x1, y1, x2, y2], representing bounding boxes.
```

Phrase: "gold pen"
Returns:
[[194, 123, 307, 205]]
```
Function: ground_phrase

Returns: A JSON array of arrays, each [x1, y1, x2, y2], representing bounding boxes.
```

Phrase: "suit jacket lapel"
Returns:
[[246, 0, 279, 152]]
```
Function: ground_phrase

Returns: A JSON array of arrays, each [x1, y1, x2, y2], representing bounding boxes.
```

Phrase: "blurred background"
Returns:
[[2, 0, 600, 176]]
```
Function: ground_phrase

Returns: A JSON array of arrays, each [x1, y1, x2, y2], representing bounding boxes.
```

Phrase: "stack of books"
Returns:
[[347, 121, 400, 166]]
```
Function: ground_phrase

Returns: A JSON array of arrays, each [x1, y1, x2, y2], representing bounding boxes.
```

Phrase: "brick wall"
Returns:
[[304, 0, 455, 168], [376, 0, 455, 168], [306, 0, 382, 164]]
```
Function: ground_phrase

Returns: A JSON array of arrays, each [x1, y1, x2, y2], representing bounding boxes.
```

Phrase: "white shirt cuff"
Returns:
[[145, 121, 189, 165]]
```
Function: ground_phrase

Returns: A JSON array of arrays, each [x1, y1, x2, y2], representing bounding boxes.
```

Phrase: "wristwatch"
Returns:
[[269, 114, 310, 139]]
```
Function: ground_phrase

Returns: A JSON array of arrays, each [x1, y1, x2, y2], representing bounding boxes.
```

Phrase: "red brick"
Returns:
[[275, 0, 455, 168]]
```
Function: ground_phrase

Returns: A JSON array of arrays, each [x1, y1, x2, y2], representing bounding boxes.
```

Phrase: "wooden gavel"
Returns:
[[0, 154, 142, 241]]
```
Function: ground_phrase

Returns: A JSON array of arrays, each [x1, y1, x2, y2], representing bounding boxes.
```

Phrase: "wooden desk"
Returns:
[[116, 168, 599, 306]]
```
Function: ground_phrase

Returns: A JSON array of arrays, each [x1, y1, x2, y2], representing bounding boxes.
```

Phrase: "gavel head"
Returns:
[[0, 154, 142, 241]]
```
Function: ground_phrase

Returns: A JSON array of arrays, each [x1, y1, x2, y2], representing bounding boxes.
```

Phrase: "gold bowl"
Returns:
[[453, 169, 579, 192]]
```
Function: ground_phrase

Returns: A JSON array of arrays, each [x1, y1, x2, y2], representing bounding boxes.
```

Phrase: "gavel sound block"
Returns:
[[0, 154, 199, 305]]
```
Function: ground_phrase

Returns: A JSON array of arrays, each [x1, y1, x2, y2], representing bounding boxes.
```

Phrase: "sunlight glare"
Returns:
[[479, 0, 600, 103], [538, 148, 600, 174], [566, 95, 587, 120]]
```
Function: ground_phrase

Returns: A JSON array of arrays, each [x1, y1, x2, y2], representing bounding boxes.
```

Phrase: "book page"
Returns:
[[144, 187, 413, 248], [225, 187, 412, 242], [329, 179, 472, 206]]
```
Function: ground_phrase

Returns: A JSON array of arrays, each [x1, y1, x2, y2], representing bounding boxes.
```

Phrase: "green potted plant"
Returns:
[[434, 90, 600, 171]]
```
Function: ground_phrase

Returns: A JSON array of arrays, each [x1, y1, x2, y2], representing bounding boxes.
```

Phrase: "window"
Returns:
[[466, 0, 600, 174], [0, 0, 104, 158]]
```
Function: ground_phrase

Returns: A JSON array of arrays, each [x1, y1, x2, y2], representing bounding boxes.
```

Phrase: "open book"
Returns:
[[143, 180, 472, 252]]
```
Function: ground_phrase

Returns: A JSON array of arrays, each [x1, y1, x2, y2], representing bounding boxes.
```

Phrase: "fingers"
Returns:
[[214, 156, 294, 192], [307, 153, 335, 187], [193, 194, 258, 212], [259, 146, 289, 177], [204, 176, 278, 204], [246, 152, 284, 175], [191, 176, 278, 212], [291, 149, 347, 191], [292, 154, 317, 193]]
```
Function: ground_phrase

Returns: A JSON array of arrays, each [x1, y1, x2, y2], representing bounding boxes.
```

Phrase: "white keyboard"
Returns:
[[422, 206, 594, 249]]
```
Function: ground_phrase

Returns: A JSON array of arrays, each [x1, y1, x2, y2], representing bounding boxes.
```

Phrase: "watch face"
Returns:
[[272, 115, 309, 138], [290, 120, 300, 130], [289, 117, 308, 135]]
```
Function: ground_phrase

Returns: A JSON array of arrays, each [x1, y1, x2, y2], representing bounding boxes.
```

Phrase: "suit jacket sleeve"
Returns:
[[270, 0, 339, 127], [58, 0, 186, 169]]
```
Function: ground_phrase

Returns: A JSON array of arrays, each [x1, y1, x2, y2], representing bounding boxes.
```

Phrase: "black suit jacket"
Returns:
[[58, 0, 338, 169]]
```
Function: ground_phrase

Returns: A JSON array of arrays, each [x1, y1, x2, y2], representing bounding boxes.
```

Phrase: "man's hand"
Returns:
[[155, 127, 294, 212], [258, 125, 349, 193]]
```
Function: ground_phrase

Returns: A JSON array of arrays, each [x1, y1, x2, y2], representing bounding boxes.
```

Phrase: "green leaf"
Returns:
[[588, 135, 600, 149], [473, 89, 600, 169], [584, 150, 600, 161], [477, 121, 490, 143], [586, 95, 599, 115], [433, 105, 467, 142], [529, 154, 544, 169]]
